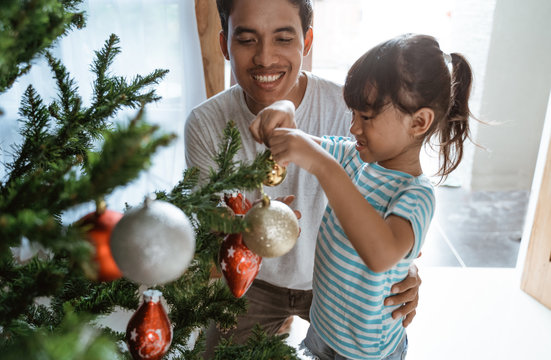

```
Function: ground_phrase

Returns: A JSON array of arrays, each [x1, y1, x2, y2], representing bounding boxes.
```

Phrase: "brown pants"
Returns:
[[203, 279, 313, 358]]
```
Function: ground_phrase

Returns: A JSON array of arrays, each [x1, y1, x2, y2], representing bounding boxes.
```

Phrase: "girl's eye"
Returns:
[[237, 38, 254, 44], [352, 110, 373, 121], [277, 38, 293, 43]]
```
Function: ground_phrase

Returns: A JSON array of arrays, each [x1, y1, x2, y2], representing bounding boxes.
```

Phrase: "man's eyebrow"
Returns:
[[274, 26, 297, 34], [234, 26, 257, 36], [233, 26, 298, 36]]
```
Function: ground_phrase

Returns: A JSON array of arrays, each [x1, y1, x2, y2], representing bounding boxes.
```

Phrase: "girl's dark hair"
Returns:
[[216, 0, 313, 36], [343, 34, 474, 179]]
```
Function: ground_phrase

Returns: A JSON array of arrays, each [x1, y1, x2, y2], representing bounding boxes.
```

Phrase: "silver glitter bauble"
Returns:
[[110, 199, 195, 286], [242, 195, 299, 258]]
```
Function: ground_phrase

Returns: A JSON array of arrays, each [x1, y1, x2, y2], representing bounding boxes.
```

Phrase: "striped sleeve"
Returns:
[[320, 136, 356, 165], [385, 184, 435, 260]]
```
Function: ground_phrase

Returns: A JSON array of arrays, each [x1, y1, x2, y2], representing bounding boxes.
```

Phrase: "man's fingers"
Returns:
[[391, 275, 419, 295], [282, 195, 296, 205], [385, 287, 416, 306], [401, 309, 416, 328], [393, 293, 418, 317], [391, 265, 421, 294]]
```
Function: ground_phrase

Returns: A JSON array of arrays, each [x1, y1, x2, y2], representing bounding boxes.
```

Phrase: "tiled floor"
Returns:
[[418, 187, 529, 268]]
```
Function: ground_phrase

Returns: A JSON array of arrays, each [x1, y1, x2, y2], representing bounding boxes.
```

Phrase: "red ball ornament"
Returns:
[[126, 289, 172, 360], [219, 193, 261, 298], [224, 192, 252, 215], [79, 203, 123, 281]]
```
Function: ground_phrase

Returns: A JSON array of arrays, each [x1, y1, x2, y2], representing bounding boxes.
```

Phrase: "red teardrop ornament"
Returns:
[[219, 233, 262, 298], [219, 193, 261, 298], [126, 289, 172, 360]]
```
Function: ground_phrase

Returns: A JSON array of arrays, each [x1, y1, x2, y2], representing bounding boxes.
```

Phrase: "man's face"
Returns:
[[220, 0, 312, 115]]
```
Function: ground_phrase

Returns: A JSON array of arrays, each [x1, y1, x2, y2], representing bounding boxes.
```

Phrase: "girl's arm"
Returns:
[[269, 128, 415, 273]]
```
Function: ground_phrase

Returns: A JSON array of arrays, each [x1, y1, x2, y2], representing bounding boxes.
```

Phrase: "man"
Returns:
[[184, 0, 421, 355]]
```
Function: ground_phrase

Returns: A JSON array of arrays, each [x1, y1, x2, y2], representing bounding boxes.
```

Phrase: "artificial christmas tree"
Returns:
[[0, 2, 301, 359]]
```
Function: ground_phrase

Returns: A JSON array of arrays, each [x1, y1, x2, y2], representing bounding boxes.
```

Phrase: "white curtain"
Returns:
[[0, 0, 206, 217]]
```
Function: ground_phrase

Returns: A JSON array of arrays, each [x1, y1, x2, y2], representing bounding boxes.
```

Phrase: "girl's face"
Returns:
[[350, 104, 420, 173]]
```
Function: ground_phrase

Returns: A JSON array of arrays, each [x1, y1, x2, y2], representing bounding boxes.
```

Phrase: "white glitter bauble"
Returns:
[[110, 199, 195, 285], [242, 196, 299, 258]]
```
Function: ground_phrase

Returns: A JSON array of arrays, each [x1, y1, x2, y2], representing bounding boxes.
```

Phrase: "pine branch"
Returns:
[[0, 208, 59, 256], [91, 34, 121, 106], [46, 51, 82, 122], [54, 277, 139, 315], [211, 120, 243, 182], [213, 325, 299, 360], [159, 256, 248, 357], [162, 121, 273, 234], [4, 85, 54, 185], [0, 304, 121, 360], [0, 0, 85, 93], [85, 34, 169, 122], [84, 107, 175, 198], [0, 257, 67, 327], [1, 47, 173, 235]]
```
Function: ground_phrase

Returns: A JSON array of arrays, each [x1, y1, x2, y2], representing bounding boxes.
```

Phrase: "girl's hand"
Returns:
[[249, 100, 296, 146], [268, 128, 328, 175]]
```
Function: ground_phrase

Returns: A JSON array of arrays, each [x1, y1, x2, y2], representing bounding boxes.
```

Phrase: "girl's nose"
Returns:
[[350, 115, 362, 135]]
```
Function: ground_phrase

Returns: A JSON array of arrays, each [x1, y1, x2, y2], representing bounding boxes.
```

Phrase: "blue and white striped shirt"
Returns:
[[310, 136, 435, 359]]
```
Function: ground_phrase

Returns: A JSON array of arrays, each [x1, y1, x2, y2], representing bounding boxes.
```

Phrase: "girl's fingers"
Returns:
[[249, 119, 262, 144]]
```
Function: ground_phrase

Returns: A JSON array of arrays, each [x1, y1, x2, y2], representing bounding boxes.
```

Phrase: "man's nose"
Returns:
[[253, 41, 277, 67]]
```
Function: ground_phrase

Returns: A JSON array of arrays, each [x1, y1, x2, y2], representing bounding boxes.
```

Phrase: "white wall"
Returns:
[[446, 0, 497, 188], [471, 0, 551, 191]]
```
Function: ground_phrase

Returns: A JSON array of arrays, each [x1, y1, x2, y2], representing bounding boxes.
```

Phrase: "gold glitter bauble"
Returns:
[[243, 195, 299, 258], [263, 155, 287, 186]]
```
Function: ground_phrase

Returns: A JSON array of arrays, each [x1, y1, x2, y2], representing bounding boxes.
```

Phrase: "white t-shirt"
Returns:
[[184, 71, 350, 290]]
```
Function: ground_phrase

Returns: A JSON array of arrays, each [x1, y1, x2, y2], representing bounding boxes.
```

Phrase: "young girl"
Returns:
[[249, 33, 474, 359]]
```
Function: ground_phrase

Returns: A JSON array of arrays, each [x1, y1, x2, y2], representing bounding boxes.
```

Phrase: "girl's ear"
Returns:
[[303, 27, 313, 56], [411, 107, 434, 136], [219, 31, 230, 60]]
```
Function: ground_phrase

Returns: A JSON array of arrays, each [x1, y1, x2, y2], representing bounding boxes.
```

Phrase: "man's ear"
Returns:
[[411, 107, 434, 136], [303, 27, 313, 56], [219, 31, 230, 60]]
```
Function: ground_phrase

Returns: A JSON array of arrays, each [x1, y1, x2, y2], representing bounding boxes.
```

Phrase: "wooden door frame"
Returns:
[[520, 94, 551, 310]]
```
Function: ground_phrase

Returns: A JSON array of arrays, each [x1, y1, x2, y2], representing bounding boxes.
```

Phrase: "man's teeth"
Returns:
[[254, 73, 283, 82]]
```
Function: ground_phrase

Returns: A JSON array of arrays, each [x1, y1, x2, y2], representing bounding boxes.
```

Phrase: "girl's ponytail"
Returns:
[[437, 52, 474, 178]]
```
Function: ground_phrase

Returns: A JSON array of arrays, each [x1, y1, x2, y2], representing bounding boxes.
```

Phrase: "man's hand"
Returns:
[[277, 195, 302, 221], [384, 263, 421, 327], [249, 100, 296, 146]]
